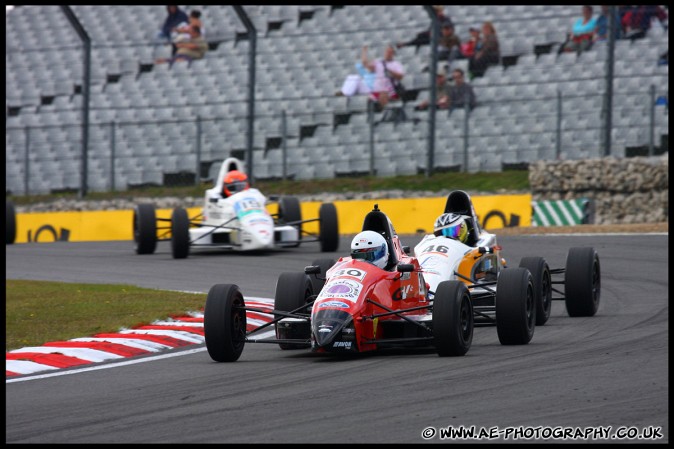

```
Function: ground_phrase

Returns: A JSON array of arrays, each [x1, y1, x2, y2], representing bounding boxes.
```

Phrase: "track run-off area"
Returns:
[[5, 232, 668, 443]]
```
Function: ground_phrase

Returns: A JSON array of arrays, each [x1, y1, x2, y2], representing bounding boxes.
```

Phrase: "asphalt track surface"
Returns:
[[5, 234, 669, 443]]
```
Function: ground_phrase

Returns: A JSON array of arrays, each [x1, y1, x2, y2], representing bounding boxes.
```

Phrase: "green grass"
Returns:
[[5, 280, 206, 352], [7, 170, 530, 205]]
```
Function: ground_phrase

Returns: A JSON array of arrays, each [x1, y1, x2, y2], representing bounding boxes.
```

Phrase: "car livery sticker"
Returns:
[[234, 197, 264, 218], [329, 268, 366, 282], [317, 300, 350, 309], [317, 279, 363, 302]]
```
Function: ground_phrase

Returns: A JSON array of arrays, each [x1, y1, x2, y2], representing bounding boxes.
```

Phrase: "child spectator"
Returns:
[[460, 25, 481, 59], [173, 10, 205, 42], [155, 25, 208, 66]]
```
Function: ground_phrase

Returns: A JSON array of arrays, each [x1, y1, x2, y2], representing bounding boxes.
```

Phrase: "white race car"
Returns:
[[414, 190, 601, 345], [133, 158, 339, 258]]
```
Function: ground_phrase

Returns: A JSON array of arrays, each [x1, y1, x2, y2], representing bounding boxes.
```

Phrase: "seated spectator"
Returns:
[[336, 46, 377, 97], [446, 68, 476, 112], [468, 21, 500, 79], [621, 5, 668, 41], [173, 10, 205, 42], [437, 21, 461, 69], [396, 5, 452, 53], [155, 25, 208, 65], [596, 5, 622, 41], [460, 25, 481, 59], [561, 5, 597, 54], [156, 5, 189, 56], [361, 44, 405, 109], [414, 67, 451, 110]]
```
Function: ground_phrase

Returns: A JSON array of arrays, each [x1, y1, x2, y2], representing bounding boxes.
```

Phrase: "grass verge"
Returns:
[[5, 280, 206, 352]]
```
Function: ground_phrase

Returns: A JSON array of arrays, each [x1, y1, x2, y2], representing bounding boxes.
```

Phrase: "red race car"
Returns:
[[204, 204, 474, 362]]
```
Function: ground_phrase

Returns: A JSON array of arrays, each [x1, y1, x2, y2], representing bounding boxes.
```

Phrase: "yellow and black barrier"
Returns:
[[12, 194, 531, 243]]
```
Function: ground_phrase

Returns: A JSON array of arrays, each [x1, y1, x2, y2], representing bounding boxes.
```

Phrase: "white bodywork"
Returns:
[[189, 158, 298, 251], [414, 228, 500, 296]]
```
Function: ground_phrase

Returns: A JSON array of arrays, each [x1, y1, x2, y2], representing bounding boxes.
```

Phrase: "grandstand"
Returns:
[[5, 5, 669, 195]]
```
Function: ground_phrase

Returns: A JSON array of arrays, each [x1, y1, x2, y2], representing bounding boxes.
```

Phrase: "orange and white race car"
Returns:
[[414, 190, 601, 345]]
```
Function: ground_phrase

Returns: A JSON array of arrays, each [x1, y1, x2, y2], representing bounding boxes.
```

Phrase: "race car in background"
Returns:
[[414, 190, 601, 345], [132, 158, 339, 258]]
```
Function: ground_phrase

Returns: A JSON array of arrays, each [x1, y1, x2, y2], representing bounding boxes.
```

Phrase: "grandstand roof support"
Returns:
[[60, 5, 90, 198], [233, 6, 257, 184], [424, 5, 440, 177]]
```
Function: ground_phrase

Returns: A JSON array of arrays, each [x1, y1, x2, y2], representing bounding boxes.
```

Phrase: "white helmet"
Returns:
[[350, 230, 389, 269], [434, 213, 469, 243]]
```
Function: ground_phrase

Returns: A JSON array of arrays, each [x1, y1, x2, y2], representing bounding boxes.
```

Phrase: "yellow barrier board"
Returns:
[[13, 194, 531, 243]]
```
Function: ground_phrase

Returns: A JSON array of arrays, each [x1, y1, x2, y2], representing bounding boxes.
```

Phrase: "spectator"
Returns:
[[337, 46, 376, 97], [468, 21, 500, 79], [437, 21, 461, 69], [561, 5, 597, 54], [173, 10, 205, 42], [155, 25, 208, 65], [414, 67, 451, 110], [446, 68, 476, 112], [621, 5, 668, 41], [460, 25, 481, 59], [596, 5, 622, 41], [396, 5, 452, 53], [157, 5, 189, 55], [361, 44, 405, 109]]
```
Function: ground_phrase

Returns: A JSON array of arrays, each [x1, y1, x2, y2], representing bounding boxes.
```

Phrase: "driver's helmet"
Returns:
[[434, 213, 469, 243], [222, 170, 249, 197], [350, 230, 389, 269]]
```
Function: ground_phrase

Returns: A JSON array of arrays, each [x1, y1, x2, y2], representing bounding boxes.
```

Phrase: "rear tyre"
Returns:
[[565, 247, 601, 317], [171, 207, 190, 259], [433, 280, 473, 356], [519, 257, 552, 325], [496, 267, 535, 345], [318, 203, 339, 252], [279, 196, 302, 247], [204, 284, 247, 362], [6, 201, 16, 244], [133, 203, 157, 254], [274, 272, 313, 349], [309, 258, 336, 294]]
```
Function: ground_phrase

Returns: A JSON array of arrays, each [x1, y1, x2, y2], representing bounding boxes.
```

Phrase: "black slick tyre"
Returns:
[[204, 284, 247, 362], [565, 247, 601, 317], [433, 280, 473, 356], [133, 203, 157, 254], [274, 272, 313, 349], [496, 267, 535, 345], [519, 257, 552, 325], [171, 207, 190, 259], [278, 196, 302, 247], [318, 202, 339, 252]]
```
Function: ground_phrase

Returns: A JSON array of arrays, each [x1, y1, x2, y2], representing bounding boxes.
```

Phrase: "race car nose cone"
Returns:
[[312, 309, 350, 348]]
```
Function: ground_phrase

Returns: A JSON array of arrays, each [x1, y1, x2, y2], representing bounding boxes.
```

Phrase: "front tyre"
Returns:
[[171, 207, 190, 259], [204, 284, 247, 362], [279, 196, 302, 247], [496, 267, 535, 345], [133, 203, 157, 254], [519, 257, 552, 325], [274, 272, 313, 349], [433, 280, 473, 356], [565, 247, 601, 317], [318, 203, 339, 252]]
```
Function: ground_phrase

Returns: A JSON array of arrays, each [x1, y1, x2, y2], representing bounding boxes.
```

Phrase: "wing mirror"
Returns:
[[396, 264, 414, 273], [403, 245, 410, 254], [304, 265, 321, 275]]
